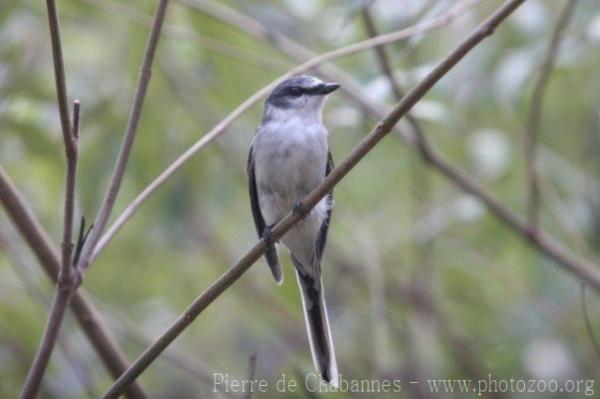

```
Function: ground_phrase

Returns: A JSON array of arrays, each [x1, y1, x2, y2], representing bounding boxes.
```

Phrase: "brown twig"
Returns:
[[524, 0, 577, 236], [62, 100, 79, 285], [92, 0, 481, 262], [360, 7, 405, 101], [360, 6, 433, 156], [101, 1, 528, 396], [19, 1, 81, 394], [18, 3, 171, 395], [362, 2, 434, 272], [76, 0, 170, 274], [19, 286, 72, 399], [0, 168, 147, 399], [0, 231, 98, 398], [189, 0, 600, 375], [360, 9, 487, 383], [19, 98, 80, 398], [581, 283, 600, 365]]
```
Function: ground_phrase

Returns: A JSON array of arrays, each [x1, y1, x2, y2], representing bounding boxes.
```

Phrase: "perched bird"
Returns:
[[247, 75, 340, 385]]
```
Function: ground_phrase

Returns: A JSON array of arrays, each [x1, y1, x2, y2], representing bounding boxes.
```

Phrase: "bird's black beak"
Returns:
[[316, 82, 340, 95]]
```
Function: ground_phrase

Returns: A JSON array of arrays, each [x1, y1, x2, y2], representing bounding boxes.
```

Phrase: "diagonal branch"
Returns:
[[524, 0, 577, 235], [91, 0, 482, 262], [0, 167, 147, 399], [101, 1, 529, 396], [187, 0, 600, 297], [76, 0, 170, 274], [361, 6, 487, 381]]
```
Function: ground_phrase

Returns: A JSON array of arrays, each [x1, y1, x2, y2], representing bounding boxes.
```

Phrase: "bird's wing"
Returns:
[[316, 151, 334, 263], [247, 144, 283, 284]]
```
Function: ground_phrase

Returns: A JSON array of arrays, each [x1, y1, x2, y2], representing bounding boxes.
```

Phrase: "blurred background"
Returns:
[[1, 0, 600, 397]]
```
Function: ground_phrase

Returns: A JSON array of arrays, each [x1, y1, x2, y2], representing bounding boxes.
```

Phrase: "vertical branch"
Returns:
[[20, 0, 171, 395], [60, 100, 79, 287], [19, 0, 81, 395], [19, 285, 72, 398], [46, 0, 71, 143], [0, 232, 98, 398], [524, 0, 577, 235], [76, 0, 170, 274]]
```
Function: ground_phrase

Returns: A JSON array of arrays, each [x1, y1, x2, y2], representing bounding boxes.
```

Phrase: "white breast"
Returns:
[[252, 114, 329, 225]]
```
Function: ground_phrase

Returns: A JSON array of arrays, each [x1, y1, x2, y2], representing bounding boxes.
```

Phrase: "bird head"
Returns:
[[264, 75, 340, 123]]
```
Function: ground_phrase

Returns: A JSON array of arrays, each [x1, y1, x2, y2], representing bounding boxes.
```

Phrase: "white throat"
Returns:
[[264, 97, 326, 125]]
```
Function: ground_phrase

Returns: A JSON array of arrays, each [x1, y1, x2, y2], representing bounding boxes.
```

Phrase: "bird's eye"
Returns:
[[288, 87, 302, 96]]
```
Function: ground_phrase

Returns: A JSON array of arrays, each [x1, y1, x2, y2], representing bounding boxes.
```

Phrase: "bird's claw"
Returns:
[[262, 225, 276, 247], [293, 201, 306, 219]]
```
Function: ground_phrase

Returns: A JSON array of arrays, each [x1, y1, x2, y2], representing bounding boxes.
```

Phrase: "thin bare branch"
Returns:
[[19, 3, 170, 396], [19, 1, 81, 394], [525, 0, 577, 235], [581, 283, 600, 364], [151, 0, 600, 299], [0, 232, 98, 398], [101, 1, 528, 396], [61, 100, 79, 284], [72, 100, 81, 140], [46, 0, 72, 151], [360, 5, 437, 272], [92, 0, 481, 261], [0, 167, 147, 398], [361, 7, 405, 100], [20, 283, 71, 398], [360, 6, 433, 157], [76, 0, 170, 273], [20, 98, 81, 399]]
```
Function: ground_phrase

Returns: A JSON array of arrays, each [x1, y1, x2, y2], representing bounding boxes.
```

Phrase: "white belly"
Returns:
[[252, 118, 330, 267]]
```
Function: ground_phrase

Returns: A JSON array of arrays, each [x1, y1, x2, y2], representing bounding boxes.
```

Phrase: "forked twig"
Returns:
[[19, 0, 81, 394], [76, 0, 170, 274], [19, 99, 80, 398], [0, 168, 147, 398]]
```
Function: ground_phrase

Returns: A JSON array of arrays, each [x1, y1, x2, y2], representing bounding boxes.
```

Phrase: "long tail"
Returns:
[[295, 269, 338, 387]]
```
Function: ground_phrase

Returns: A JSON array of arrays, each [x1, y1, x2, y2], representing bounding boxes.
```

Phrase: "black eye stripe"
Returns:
[[286, 85, 321, 97], [287, 86, 304, 96]]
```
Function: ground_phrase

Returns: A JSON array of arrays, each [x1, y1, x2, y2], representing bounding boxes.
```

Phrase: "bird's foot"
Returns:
[[293, 201, 307, 220], [262, 225, 276, 247]]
